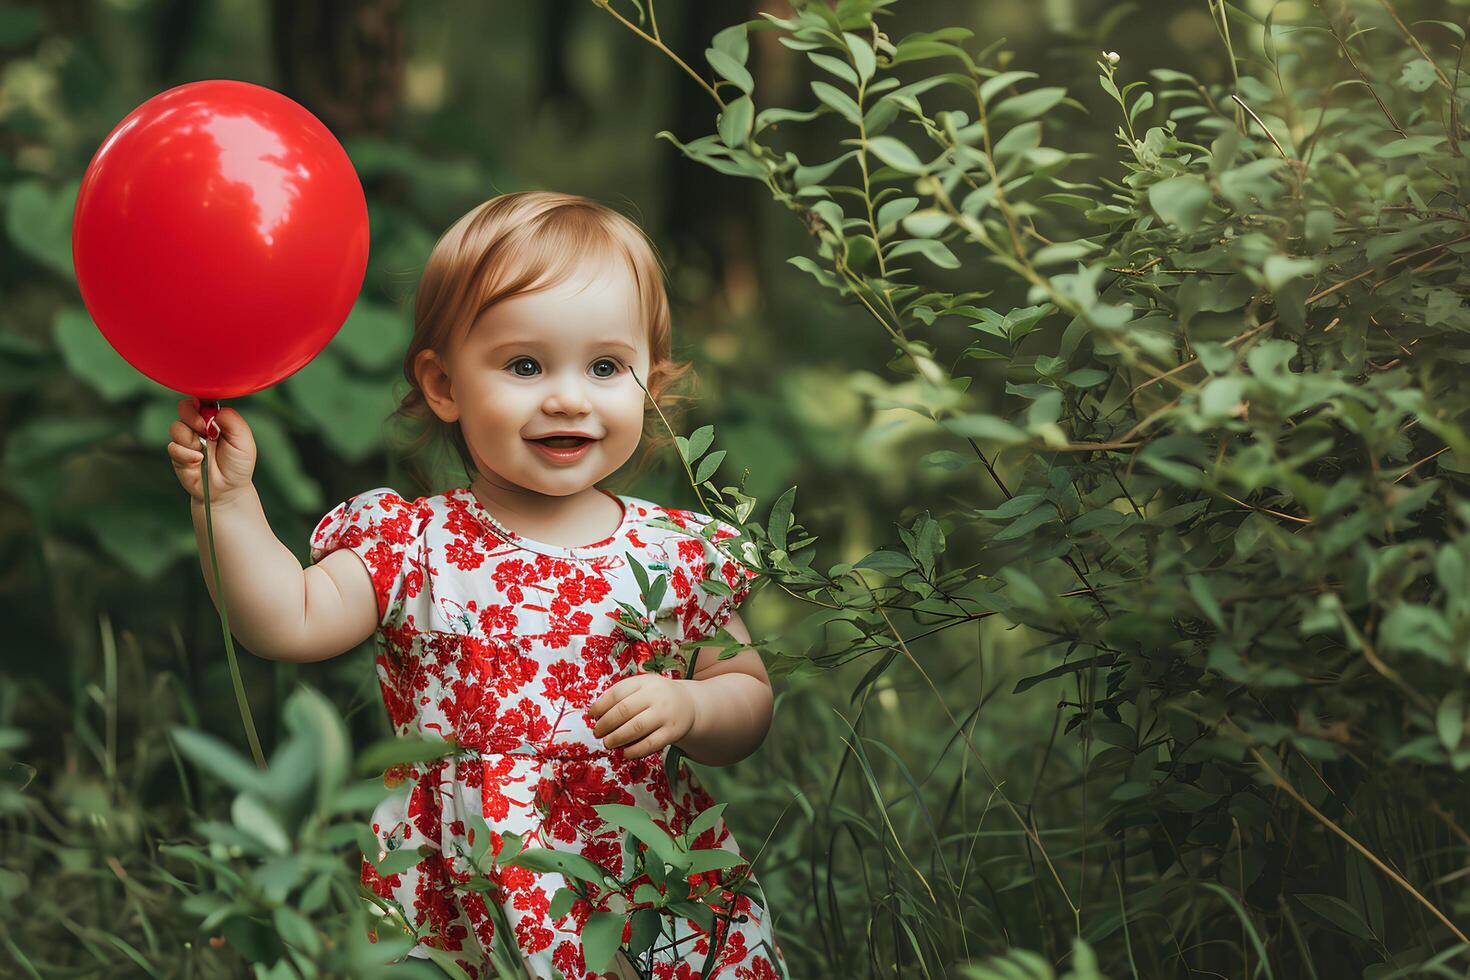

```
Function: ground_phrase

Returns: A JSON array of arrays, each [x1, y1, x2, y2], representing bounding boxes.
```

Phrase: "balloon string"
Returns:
[[198, 426, 267, 770]]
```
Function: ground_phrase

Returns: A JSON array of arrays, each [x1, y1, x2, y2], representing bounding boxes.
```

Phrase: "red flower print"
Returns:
[[477, 603, 519, 638], [719, 929, 749, 971], [360, 855, 401, 898], [308, 488, 784, 976], [543, 660, 598, 707], [514, 915, 554, 954], [552, 939, 585, 978], [444, 536, 484, 572], [736, 956, 779, 980], [536, 758, 631, 843]]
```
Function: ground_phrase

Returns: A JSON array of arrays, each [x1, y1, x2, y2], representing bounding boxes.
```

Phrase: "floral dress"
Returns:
[[308, 485, 789, 980]]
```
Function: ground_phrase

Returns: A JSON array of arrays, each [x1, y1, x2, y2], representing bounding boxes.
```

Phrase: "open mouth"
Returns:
[[526, 436, 597, 461], [531, 436, 593, 448]]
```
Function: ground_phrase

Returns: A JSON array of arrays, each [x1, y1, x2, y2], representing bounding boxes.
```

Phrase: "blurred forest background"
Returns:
[[9, 0, 1470, 978]]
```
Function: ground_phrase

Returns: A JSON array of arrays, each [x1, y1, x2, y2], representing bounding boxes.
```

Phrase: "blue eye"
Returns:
[[592, 358, 620, 378]]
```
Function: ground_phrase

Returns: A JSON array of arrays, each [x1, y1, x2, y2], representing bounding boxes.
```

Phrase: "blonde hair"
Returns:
[[388, 191, 697, 496]]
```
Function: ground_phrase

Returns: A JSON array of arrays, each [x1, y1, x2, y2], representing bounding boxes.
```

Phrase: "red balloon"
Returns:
[[72, 79, 369, 400]]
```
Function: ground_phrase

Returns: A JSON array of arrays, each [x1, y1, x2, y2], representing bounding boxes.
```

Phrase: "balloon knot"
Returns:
[[199, 400, 222, 441]]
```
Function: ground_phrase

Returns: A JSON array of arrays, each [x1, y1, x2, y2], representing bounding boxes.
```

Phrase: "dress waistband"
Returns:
[[431, 740, 604, 761]]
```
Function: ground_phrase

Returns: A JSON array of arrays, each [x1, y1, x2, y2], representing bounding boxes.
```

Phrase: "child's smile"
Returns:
[[414, 253, 651, 518]]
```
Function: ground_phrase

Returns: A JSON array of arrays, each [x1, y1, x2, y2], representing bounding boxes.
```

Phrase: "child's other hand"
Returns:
[[166, 397, 257, 505], [589, 675, 696, 761]]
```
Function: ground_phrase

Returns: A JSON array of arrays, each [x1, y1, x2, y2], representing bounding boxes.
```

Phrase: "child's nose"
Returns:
[[542, 383, 593, 414]]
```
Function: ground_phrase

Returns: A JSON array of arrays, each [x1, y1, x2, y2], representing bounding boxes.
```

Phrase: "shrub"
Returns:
[[598, 0, 1470, 973]]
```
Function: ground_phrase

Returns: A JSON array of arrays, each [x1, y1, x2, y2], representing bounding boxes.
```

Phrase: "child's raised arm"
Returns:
[[166, 399, 378, 663]]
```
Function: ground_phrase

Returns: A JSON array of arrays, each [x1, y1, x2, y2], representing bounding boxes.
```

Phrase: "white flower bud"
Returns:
[[1105, 51, 1121, 65]]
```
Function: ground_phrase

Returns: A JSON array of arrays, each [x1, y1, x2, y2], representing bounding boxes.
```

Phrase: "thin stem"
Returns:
[[591, 0, 726, 108], [198, 432, 267, 770], [1245, 741, 1469, 946]]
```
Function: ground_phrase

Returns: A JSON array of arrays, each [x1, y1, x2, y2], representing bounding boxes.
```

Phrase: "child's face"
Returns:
[[418, 256, 652, 498]]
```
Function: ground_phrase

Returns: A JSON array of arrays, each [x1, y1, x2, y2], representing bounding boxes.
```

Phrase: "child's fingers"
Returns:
[[168, 418, 205, 448], [174, 399, 209, 441], [166, 440, 204, 466]]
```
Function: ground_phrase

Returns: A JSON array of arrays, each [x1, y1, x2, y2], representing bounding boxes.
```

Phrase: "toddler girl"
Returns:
[[166, 192, 788, 980]]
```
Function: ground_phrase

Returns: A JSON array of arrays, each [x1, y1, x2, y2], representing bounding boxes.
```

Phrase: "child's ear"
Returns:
[[414, 349, 459, 422]]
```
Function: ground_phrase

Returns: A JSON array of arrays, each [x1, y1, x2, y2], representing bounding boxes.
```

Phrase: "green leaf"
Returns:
[[684, 802, 728, 844], [1438, 691, 1464, 752], [694, 449, 726, 484], [1263, 255, 1318, 292], [899, 209, 951, 238], [718, 95, 754, 148], [628, 906, 661, 954], [706, 48, 754, 93], [710, 23, 749, 65], [1032, 241, 1097, 266], [991, 121, 1042, 161], [979, 70, 1039, 104], [683, 424, 715, 464], [8, 179, 78, 279], [1188, 574, 1225, 629], [1295, 894, 1376, 941], [865, 136, 926, 174], [941, 414, 1027, 444], [1398, 59, 1438, 93], [993, 503, 1057, 542], [1374, 134, 1443, 158], [809, 52, 859, 86], [272, 905, 322, 957], [1129, 90, 1155, 125], [549, 886, 579, 924], [853, 550, 915, 575], [875, 196, 919, 232], [330, 300, 410, 372], [792, 149, 857, 188], [844, 32, 876, 82], [990, 87, 1067, 124], [283, 686, 351, 805], [511, 845, 607, 885], [886, 238, 959, 269], [1148, 175, 1212, 232], [591, 803, 683, 869], [582, 911, 625, 975], [53, 307, 161, 401], [355, 734, 458, 776], [78, 492, 195, 580], [768, 486, 796, 551], [683, 848, 747, 874], [250, 411, 322, 512], [232, 793, 290, 854], [754, 105, 822, 135], [284, 354, 399, 464], [812, 80, 862, 124], [170, 727, 272, 798], [890, 38, 971, 67]]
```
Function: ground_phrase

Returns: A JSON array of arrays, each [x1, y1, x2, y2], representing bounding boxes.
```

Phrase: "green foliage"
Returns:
[[599, 0, 1470, 974], [162, 686, 433, 977]]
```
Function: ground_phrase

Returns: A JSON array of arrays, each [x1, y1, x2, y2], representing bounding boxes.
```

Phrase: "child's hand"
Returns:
[[589, 675, 697, 761], [166, 397, 257, 506]]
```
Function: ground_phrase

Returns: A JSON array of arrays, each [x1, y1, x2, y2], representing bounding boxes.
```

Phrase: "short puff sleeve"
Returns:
[[308, 487, 416, 628], [675, 512, 762, 647]]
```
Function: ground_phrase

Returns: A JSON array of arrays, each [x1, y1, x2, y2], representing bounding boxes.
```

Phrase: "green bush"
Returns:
[[597, 0, 1470, 974]]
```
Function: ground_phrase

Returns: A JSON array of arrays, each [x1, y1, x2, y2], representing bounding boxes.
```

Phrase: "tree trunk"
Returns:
[[269, 0, 404, 136]]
